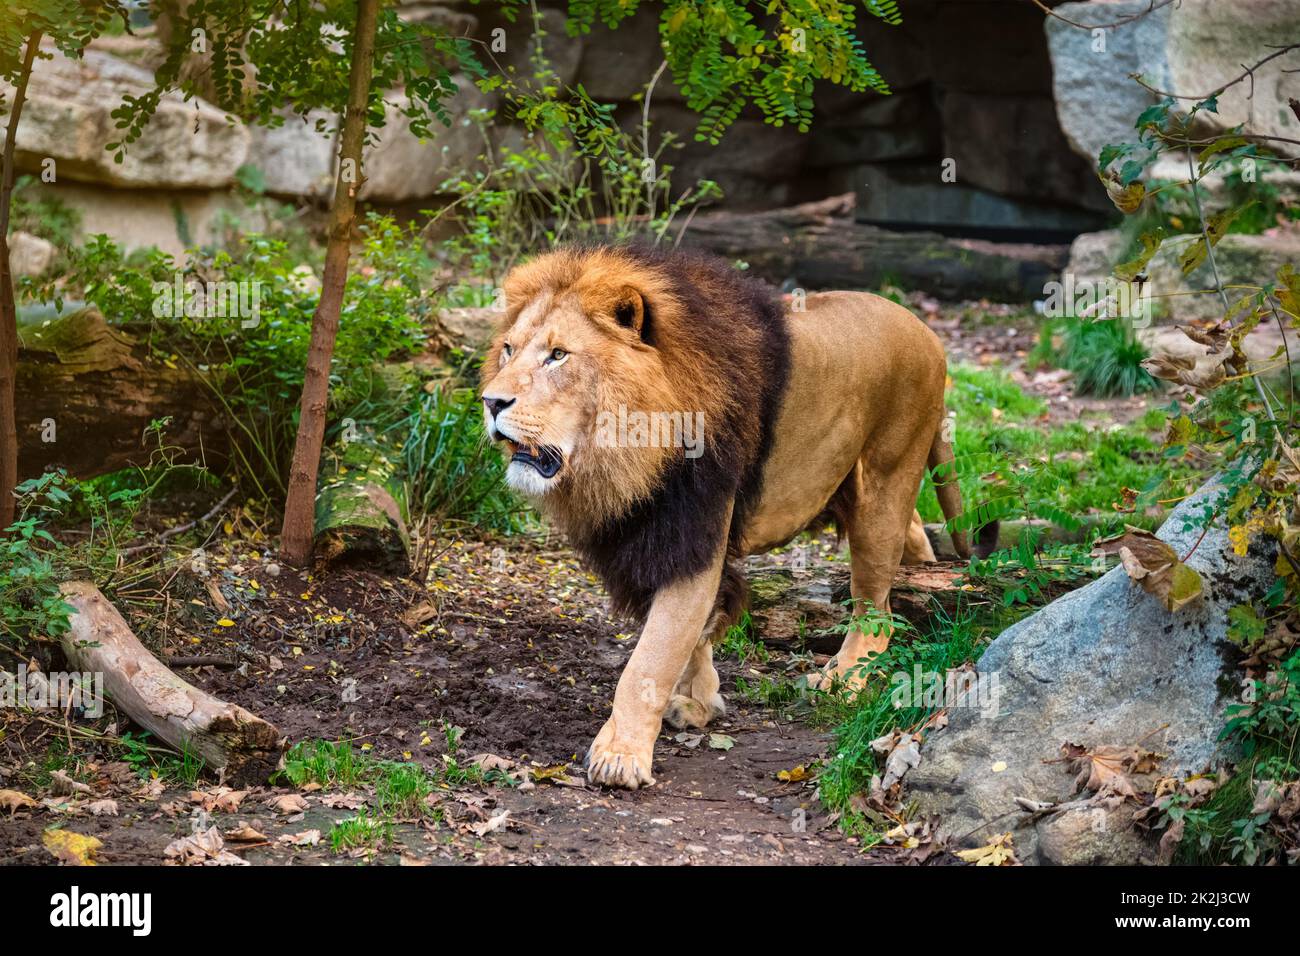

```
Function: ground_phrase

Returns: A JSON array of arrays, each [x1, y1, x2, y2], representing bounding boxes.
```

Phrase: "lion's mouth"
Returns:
[[506, 440, 564, 479]]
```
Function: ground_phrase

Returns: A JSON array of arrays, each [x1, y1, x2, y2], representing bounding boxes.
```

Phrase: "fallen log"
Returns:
[[17, 306, 227, 479], [58, 582, 283, 785], [313, 428, 411, 571], [680, 194, 1061, 301]]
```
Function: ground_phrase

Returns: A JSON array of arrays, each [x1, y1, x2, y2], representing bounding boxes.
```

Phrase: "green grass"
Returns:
[[277, 725, 510, 853], [917, 365, 1201, 532], [815, 600, 1025, 843], [1036, 319, 1160, 398], [329, 810, 394, 854], [718, 612, 768, 664]]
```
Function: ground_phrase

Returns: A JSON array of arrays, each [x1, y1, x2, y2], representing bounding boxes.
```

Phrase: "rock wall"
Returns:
[[12, 2, 1290, 260]]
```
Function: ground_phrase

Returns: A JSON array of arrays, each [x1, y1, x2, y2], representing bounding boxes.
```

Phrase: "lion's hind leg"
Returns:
[[812, 456, 928, 692], [664, 633, 725, 730], [664, 563, 746, 730]]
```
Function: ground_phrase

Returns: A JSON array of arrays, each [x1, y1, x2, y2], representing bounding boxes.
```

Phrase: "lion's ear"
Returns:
[[613, 287, 646, 337]]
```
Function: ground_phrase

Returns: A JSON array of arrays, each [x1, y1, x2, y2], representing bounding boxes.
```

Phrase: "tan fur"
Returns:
[[483, 257, 967, 789]]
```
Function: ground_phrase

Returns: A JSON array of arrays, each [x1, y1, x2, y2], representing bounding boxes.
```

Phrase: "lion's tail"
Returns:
[[928, 422, 998, 561]]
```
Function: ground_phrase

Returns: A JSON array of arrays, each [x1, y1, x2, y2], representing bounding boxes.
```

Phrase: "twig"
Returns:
[[1130, 44, 1300, 102], [120, 486, 237, 556], [1029, 0, 1177, 32]]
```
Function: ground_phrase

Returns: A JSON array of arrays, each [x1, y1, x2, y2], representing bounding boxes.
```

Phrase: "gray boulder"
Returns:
[[1046, 1, 1300, 167], [0, 44, 248, 190], [909, 479, 1269, 864]]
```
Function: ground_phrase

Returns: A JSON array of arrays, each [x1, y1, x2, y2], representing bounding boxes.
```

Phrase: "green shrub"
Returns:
[[1058, 319, 1159, 398]]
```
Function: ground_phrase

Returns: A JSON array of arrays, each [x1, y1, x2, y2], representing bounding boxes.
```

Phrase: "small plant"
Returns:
[[398, 376, 529, 535], [276, 739, 368, 789], [374, 763, 436, 820], [718, 613, 767, 664], [0, 474, 74, 649], [329, 809, 394, 854], [964, 531, 1098, 608], [1057, 319, 1159, 398]]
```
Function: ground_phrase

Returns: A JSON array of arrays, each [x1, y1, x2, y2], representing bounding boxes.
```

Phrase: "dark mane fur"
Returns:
[[571, 245, 791, 620]]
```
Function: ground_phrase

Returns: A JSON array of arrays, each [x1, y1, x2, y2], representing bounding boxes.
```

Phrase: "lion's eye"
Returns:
[[548, 348, 567, 363], [502, 343, 513, 357]]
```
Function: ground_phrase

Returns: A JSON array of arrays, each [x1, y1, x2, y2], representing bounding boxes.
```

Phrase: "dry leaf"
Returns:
[[224, 824, 268, 842], [43, 829, 101, 866], [164, 826, 247, 866], [83, 799, 119, 817], [469, 753, 516, 773], [191, 787, 249, 813], [471, 808, 511, 836], [871, 730, 922, 790], [956, 831, 1017, 866], [278, 829, 322, 847], [318, 792, 367, 809], [1061, 742, 1162, 802], [1092, 527, 1203, 611], [49, 770, 93, 797], [0, 789, 37, 814], [267, 793, 309, 815]]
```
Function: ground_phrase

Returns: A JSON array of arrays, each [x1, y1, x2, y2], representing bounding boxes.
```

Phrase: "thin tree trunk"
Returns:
[[279, 0, 380, 566], [0, 31, 41, 530]]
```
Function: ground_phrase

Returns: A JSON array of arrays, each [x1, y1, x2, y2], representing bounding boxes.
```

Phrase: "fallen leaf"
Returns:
[[776, 765, 811, 783], [224, 824, 268, 842], [871, 730, 922, 790], [43, 829, 101, 866], [0, 789, 37, 814], [49, 770, 93, 797], [1092, 527, 1203, 611], [164, 826, 247, 866], [708, 733, 736, 751], [956, 831, 1017, 866], [471, 808, 511, 836], [190, 788, 249, 813], [318, 792, 367, 810], [83, 799, 119, 817], [267, 793, 309, 815], [278, 829, 321, 847], [1061, 742, 1163, 802], [469, 753, 516, 773]]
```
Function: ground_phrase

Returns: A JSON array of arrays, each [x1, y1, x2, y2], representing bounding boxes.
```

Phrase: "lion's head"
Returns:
[[480, 247, 702, 528]]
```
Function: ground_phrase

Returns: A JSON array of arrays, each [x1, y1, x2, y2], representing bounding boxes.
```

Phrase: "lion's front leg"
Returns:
[[587, 532, 728, 789]]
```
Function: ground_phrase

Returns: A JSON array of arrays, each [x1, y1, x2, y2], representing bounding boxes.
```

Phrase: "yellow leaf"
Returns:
[[216, 618, 235, 628], [44, 829, 101, 866], [777, 765, 811, 783], [0, 789, 37, 813], [956, 831, 1017, 866]]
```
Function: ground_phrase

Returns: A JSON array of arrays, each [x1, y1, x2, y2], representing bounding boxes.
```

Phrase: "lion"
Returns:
[[480, 244, 987, 789]]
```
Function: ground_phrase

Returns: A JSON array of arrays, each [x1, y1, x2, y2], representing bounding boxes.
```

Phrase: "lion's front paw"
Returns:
[[585, 718, 656, 789]]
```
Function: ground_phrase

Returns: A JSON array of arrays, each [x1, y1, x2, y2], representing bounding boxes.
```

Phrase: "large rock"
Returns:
[[26, 180, 258, 256], [939, 92, 1110, 212], [359, 79, 497, 203], [0, 44, 248, 190], [1046, 1, 1300, 167], [8, 231, 57, 276], [855, 162, 1107, 238], [908, 479, 1271, 864], [246, 110, 339, 199], [1067, 225, 1300, 321]]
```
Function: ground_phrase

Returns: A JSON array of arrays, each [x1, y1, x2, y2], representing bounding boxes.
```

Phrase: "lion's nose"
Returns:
[[483, 396, 515, 419]]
